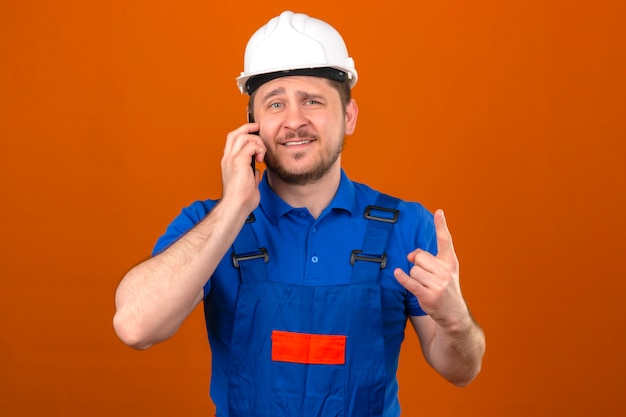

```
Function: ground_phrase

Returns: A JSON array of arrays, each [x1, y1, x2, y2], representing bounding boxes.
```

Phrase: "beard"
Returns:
[[264, 129, 345, 186]]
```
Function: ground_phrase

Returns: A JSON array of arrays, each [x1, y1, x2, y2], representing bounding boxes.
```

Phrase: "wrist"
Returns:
[[218, 195, 258, 221], [438, 305, 474, 335]]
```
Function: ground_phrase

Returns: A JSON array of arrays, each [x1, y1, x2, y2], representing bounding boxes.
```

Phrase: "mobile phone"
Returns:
[[248, 112, 258, 172]]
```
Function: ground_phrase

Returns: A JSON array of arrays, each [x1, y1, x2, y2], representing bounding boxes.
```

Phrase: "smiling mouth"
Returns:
[[283, 140, 313, 146]]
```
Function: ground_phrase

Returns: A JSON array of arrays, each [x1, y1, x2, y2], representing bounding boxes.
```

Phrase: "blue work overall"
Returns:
[[227, 194, 400, 417]]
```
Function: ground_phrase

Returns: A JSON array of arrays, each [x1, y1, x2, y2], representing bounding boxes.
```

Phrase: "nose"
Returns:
[[282, 104, 308, 132]]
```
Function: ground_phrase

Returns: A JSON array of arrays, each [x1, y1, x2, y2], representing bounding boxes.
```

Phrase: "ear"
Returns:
[[344, 99, 359, 135]]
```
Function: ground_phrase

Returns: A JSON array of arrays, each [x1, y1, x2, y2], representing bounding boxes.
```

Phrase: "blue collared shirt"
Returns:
[[153, 169, 437, 415]]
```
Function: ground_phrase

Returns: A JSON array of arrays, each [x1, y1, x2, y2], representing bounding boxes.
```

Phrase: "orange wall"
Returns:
[[2, 1, 625, 416]]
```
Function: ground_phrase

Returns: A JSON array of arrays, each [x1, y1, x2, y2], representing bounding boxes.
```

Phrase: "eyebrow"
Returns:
[[261, 87, 285, 103], [260, 87, 326, 104]]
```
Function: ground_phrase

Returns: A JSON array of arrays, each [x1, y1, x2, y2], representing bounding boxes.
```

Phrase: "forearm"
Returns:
[[415, 313, 486, 387], [113, 199, 249, 349]]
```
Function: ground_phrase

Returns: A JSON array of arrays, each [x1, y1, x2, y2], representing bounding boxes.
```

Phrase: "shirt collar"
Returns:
[[259, 169, 356, 224]]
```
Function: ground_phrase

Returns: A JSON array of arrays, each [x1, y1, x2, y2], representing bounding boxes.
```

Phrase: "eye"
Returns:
[[305, 100, 320, 105], [269, 102, 283, 109]]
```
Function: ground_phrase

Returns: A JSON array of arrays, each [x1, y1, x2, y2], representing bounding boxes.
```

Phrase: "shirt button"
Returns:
[[311, 226, 317, 233], [311, 256, 319, 263]]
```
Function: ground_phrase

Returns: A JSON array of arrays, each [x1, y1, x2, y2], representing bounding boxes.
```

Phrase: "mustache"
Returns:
[[281, 129, 318, 141]]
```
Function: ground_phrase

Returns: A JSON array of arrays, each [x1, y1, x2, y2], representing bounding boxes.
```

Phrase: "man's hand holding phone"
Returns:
[[220, 121, 266, 215]]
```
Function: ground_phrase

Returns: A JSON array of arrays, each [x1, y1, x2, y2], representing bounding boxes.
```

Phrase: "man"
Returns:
[[114, 10, 485, 416]]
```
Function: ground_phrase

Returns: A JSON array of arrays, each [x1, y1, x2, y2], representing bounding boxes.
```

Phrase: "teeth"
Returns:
[[284, 140, 310, 146]]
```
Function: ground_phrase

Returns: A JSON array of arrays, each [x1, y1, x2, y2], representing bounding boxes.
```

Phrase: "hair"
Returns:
[[247, 77, 352, 116], [329, 78, 352, 107]]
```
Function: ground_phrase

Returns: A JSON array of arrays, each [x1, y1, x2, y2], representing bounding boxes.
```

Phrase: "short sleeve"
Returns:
[[403, 203, 437, 317]]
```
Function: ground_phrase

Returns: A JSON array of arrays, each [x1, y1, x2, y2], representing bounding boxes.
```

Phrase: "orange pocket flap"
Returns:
[[271, 330, 346, 365]]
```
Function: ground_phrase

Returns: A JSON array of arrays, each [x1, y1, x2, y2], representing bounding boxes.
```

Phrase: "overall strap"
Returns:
[[351, 193, 401, 284], [231, 212, 269, 283]]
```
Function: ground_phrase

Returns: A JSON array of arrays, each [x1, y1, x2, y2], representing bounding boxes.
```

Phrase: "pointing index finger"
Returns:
[[434, 209, 456, 264]]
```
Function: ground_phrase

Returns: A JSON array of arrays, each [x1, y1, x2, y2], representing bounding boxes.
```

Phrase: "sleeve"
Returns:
[[404, 203, 437, 317]]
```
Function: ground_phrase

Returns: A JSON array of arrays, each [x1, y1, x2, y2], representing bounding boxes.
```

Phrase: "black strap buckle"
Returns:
[[364, 205, 399, 224], [350, 250, 387, 269], [232, 247, 269, 268]]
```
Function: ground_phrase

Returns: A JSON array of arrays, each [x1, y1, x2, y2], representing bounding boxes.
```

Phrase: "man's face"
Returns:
[[252, 76, 358, 185]]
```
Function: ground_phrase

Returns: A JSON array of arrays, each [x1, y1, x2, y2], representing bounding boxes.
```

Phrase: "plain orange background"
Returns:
[[2, 1, 625, 416]]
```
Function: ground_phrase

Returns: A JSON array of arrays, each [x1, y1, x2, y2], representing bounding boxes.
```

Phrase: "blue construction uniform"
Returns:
[[153, 170, 437, 416]]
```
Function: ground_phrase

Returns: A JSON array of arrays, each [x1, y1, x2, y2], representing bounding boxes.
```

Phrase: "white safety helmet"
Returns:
[[237, 11, 358, 95]]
